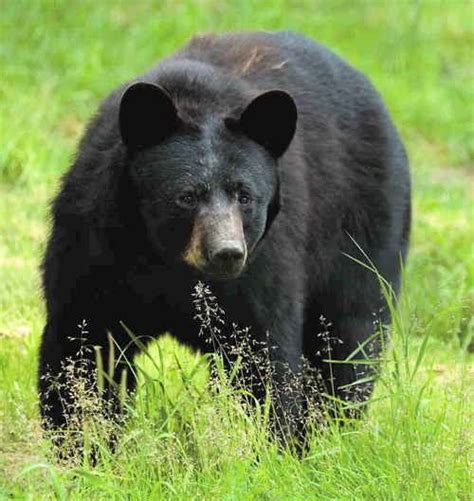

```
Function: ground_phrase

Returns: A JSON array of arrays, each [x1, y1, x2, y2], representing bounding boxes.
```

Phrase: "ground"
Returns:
[[0, 1, 473, 499]]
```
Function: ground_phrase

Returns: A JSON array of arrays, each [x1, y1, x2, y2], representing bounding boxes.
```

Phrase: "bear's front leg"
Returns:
[[221, 290, 307, 449], [38, 314, 137, 459], [266, 319, 307, 448]]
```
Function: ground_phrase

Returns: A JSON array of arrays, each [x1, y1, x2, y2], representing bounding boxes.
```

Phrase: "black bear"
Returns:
[[39, 31, 411, 445]]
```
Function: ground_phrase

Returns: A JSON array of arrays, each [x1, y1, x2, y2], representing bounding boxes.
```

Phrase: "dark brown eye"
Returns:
[[177, 192, 197, 209], [238, 191, 251, 205]]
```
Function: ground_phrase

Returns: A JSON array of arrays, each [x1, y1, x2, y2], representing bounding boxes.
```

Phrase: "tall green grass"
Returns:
[[2, 280, 472, 498], [1, 0, 472, 498]]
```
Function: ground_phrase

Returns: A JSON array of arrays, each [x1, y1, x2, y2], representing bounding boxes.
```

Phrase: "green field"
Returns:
[[1, 0, 473, 498]]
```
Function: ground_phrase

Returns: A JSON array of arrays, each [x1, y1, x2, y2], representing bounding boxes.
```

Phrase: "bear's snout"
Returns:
[[207, 239, 247, 278], [183, 205, 247, 279]]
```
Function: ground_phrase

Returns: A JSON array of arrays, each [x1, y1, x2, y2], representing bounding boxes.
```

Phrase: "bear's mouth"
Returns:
[[183, 247, 247, 279], [201, 261, 246, 281]]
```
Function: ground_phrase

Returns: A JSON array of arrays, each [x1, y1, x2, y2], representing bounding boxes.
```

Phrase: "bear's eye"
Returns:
[[176, 192, 197, 209], [237, 191, 252, 205]]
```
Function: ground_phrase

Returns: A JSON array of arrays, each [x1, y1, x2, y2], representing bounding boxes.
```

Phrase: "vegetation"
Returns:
[[1, 0, 472, 498]]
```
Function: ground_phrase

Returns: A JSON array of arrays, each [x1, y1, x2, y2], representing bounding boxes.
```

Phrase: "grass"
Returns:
[[0, 0, 473, 498]]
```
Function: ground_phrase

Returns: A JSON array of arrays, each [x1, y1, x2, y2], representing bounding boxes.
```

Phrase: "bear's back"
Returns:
[[175, 31, 386, 126]]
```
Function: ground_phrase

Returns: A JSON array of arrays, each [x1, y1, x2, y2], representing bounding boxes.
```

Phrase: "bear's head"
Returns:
[[119, 82, 297, 280]]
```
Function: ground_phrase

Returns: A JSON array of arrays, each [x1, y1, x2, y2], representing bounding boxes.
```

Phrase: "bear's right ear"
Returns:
[[119, 82, 179, 150]]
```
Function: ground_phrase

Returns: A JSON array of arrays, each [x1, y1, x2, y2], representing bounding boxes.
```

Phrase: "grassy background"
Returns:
[[0, 0, 473, 498]]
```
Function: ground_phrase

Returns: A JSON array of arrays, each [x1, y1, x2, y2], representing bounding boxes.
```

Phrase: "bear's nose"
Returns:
[[209, 241, 245, 267]]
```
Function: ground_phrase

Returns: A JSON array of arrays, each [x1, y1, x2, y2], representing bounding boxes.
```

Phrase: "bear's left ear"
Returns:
[[119, 82, 179, 150], [236, 90, 297, 158]]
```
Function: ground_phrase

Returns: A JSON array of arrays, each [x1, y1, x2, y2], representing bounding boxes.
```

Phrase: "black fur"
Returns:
[[39, 31, 411, 444]]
